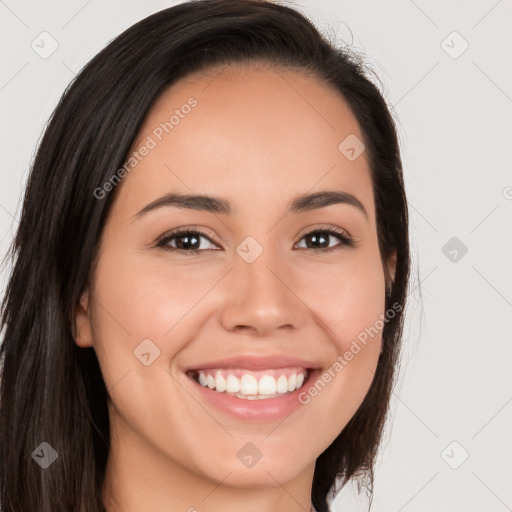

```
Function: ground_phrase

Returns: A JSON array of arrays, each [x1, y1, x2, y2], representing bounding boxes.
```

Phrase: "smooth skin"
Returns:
[[75, 63, 396, 512]]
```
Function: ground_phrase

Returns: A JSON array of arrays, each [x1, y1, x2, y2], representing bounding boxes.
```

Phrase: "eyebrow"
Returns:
[[135, 190, 368, 220]]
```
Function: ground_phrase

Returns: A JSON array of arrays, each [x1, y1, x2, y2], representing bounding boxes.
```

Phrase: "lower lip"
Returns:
[[187, 369, 321, 421]]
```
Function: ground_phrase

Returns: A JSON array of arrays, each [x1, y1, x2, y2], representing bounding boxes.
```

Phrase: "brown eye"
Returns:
[[157, 229, 219, 253], [295, 227, 354, 252]]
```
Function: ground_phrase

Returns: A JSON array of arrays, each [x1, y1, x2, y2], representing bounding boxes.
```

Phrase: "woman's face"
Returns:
[[76, 64, 395, 498]]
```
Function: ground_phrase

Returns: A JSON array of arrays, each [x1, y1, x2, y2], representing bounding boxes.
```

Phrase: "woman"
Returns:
[[0, 1, 410, 511]]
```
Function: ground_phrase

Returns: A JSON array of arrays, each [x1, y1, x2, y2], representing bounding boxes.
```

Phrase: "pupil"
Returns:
[[177, 234, 199, 249], [308, 233, 328, 248]]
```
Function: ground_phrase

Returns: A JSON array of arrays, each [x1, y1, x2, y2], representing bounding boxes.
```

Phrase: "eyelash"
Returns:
[[155, 225, 355, 254]]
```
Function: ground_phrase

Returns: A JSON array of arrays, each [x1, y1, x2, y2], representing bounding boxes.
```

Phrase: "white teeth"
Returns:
[[288, 373, 296, 392], [194, 369, 308, 398], [226, 374, 240, 393], [240, 374, 258, 395], [276, 375, 288, 393], [215, 374, 227, 392], [258, 375, 277, 395]]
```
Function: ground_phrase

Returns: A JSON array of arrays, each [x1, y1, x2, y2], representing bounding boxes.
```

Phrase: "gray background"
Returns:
[[1, 0, 511, 510]]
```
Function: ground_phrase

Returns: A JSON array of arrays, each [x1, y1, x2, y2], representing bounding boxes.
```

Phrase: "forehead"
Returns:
[[114, 63, 375, 224]]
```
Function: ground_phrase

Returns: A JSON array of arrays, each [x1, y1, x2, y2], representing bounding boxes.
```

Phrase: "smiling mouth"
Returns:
[[186, 367, 310, 400]]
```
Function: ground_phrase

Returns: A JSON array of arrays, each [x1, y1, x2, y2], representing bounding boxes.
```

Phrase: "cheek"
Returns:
[[284, 250, 387, 450], [88, 249, 225, 385], [293, 250, 386, 353], [92, 251, 219, 337]]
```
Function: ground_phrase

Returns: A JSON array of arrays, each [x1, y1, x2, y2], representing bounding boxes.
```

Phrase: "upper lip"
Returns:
[[185, 354, 321, 371]]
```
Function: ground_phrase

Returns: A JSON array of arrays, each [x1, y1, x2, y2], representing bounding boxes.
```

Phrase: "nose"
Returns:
[[219, 244, 306, 336]]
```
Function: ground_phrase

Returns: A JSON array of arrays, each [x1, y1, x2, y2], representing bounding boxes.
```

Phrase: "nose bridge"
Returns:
[[240, 243, 285, 298], [220, 235, 303, 334]]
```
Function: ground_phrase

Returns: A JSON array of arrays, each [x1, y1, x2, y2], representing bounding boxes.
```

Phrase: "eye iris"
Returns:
[[176, 233, 200, 250], [306, 232, 330, 249]]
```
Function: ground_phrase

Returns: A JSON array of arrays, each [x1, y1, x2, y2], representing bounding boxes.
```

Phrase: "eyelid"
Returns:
[[155, 226, 222, 249], [293, 224, 355, 251], [295, 223, 352, 240]]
